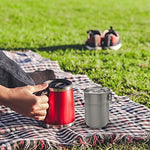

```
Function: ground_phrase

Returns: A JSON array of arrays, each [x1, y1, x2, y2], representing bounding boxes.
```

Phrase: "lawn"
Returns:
[[0, 0, 149, 149]]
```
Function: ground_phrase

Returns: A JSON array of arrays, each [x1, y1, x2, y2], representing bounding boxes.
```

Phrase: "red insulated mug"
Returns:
[[44, 79, 75, 127]]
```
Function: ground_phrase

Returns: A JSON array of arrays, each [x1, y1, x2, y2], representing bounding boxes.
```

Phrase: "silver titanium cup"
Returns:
[[84, 86, 112, 128]]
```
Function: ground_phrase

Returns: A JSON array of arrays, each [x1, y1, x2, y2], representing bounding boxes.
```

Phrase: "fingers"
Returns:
[[32, 111, 47, 121], [36, 102, 49, 111], [34, 116, 46, 121], [28, 83, 48, 93], [30, 96, 49, 121], [30, 105, 49, 121], [39, 95, 49, 104], [31, 96, 49, 111]]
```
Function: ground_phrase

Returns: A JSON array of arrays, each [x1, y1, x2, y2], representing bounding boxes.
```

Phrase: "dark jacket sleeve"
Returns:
[[0, 50, 35, 88]]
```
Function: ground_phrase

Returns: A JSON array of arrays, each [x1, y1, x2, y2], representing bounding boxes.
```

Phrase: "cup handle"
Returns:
[[34, 87, 49, 96], [108, 93, 112, 102], [108, 92, 121, 104]]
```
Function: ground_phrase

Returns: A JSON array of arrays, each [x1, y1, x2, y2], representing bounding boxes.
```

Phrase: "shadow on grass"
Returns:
[[0, 44, 86, 52], [38, 44, 86, 51]]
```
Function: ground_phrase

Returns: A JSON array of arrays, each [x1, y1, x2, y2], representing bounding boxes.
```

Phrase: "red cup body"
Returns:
[[44, 88, 75, 125]]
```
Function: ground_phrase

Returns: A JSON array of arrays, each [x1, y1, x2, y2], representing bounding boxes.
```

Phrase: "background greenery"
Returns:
[[0, 0, 149, 149]]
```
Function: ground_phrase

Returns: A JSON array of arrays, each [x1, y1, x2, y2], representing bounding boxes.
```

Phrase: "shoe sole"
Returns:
[[108, 43, 122, 51], [85, 45, 101, 50]]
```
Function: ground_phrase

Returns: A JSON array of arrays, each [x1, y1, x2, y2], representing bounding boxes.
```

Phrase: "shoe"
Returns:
[[85, 30, 102, 50], [103, 26, 122, 50]]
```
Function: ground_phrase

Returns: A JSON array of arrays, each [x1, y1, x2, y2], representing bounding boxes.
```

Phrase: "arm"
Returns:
[[0, 84, 49, 121]]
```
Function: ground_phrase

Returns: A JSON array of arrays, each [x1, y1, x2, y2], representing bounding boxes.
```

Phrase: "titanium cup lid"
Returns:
[[45, 79, 72, 91], [84, 86, 111, 95], [84, 86, 112, 104]]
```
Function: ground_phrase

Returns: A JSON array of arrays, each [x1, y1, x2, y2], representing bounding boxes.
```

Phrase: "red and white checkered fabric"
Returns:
[[0, 50, 150, 149]]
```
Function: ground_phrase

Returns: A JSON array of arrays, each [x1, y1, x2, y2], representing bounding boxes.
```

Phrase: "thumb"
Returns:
[[29, 83, 48, 93]]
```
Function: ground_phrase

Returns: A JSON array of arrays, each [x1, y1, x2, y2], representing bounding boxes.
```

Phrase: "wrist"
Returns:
[[0, 85, 11, 106]]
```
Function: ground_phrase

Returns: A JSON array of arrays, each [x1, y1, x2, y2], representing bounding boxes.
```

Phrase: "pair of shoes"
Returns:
[[85, 26, 122, 50]]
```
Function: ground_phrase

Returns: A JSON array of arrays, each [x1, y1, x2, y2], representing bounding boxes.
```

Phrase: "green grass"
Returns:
[[70, 142, 150, 150], [0, 0, 150, 149]]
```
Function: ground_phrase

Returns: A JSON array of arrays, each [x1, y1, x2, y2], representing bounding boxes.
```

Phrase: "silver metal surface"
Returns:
[[84, 86, 112, 128], [44, 79, 73, 92], [84, 86, 111, 95], [40, 121, 74, 129]]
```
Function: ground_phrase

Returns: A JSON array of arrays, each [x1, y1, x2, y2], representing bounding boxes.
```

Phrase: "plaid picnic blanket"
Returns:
[[0, 50, 150, 149]]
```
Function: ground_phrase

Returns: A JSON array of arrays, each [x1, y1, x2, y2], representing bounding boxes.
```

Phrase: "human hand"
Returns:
[[4, 83, 49, 121]]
